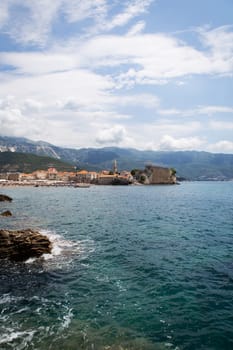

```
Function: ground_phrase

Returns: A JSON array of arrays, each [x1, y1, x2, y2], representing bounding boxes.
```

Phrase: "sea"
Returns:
[[0, 182, 233, 350]]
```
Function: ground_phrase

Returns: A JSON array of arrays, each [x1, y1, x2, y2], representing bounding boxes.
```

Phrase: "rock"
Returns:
[[1, 210, 12, 217], [0, 194, 13, 202], [0, 229, 52, 261]]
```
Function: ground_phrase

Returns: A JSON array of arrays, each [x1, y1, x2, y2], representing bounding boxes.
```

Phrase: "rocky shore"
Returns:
[[0, 229, 52, 262], [0, 194, 13, 201], [1, 210, 12, 217], [0, 192, 52, 262]]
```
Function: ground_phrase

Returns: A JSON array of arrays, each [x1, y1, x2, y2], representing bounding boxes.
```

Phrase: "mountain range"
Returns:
[[0, 136, 233, 180], [0, 152, 74, 173]]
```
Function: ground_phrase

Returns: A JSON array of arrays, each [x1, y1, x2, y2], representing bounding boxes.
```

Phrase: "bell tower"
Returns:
[[113, 159, 118, 174]]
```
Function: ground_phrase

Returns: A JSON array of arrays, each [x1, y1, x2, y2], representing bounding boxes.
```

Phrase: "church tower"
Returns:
[[113, 159, 118, 174]]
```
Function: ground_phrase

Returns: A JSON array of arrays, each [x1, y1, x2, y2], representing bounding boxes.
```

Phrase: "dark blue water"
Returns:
[[0, 182, 233, 350]]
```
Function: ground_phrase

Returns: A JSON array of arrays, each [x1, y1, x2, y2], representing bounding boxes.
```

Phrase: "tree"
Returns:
[[170, 168, 176, 176], [139, 175, 146, 183], [131, 169, 139, 176]]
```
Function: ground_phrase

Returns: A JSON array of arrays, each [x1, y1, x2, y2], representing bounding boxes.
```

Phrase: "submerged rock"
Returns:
[[0, 229, 52, 261], [0, 194, 13, 202], [1, 210, 12, 217]]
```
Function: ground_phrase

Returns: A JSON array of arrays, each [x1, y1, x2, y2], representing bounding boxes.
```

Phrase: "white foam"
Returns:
[[40, 230, 81, 258], [23, 229, 95, 270], [14, 307, 30, 314], [0, 294, 24, 305], [60, 307, 73, 330], [0, 330, 35, 345], [25, 257, 37, 264], [115, 280, 127, 292]]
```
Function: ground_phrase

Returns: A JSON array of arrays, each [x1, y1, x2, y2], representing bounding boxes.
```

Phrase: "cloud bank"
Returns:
[[0, 0, 232, 153]]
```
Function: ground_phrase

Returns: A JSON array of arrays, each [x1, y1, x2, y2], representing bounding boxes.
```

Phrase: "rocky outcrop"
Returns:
[[1, 210, 12, 217], [0, 194, 12, 202], [0, 229, 52, 261]]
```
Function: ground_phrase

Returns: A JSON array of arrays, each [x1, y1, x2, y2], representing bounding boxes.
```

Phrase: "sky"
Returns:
[[0, 0, 233, 153]]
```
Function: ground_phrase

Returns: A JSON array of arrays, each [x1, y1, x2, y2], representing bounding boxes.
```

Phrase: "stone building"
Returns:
[[7, 173, 20, 181], [134, 165, 176, 184], [47, 167, 58, 180], [145, 165, 176, 184], [0, 173, 8, 180], [74, 170, 98, 183], [34, 170, 47, 180]]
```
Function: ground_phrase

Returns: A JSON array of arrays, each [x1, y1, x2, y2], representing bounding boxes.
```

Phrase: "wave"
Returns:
[[24, 229, 95, 270], [0, 330, 36, 348], [0, 294, 74, 349]]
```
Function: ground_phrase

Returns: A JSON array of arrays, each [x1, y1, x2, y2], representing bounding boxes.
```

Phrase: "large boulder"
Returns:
[[1, 210, 12, 217], [0, 229, 52, 261], [0, 194, 12, 202]]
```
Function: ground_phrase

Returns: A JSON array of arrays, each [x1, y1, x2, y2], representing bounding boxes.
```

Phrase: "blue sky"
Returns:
[[0, 0, 232, 152]]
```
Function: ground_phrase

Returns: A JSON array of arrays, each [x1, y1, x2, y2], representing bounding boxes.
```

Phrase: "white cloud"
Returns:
[[127, 21, 146, 36], [0, 0, 108, 45], [0, 0, 154, 45], [198, 106, 233, 115], [157, 135, 205, 151], [0, 52, 78, 75], [209, 121, 233, 130], [79, 33, 209, 74], [200, 25, 233, 57], [0, 104, 46, 139], [73, 27, 233, 87], [0, 95, 94, 146], [1, 26, 233, 84], [64, 0, 108, 24], [0, 92, 135, 147], [96, 125, 128, 145], [0, 95, 63, 141], [103, 0, 152, 31], [0, 2, 232, 153], [4, 0, 62, 46], [112, 93, 159, 108], [198, 25, 233, 75], [158, 105, 233, 117], [62, 98, 81, 111], [0, 55, 160, 119], [0, 69, 114, 105], [115, 121, 203, 150], [148, 121, 201, 135], [0, 2, 9, 28], [22, 98, 44, 112], [208, 140, 233, 153], [158, 108, 182, 116]]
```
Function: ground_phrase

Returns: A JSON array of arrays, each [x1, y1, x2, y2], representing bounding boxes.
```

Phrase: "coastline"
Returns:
[[0, 181, 90, 188]]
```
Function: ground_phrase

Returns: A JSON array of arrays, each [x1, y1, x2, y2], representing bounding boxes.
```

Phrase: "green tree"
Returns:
[[170, 168, 176, 176], [131, 169, 139, 176], [139, 175, 146, 183]]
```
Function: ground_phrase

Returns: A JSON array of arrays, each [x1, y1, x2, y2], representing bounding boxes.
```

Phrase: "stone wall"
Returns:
[[145, 165, 176, 184]]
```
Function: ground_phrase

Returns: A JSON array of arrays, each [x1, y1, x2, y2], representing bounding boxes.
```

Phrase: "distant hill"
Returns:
[[0, 136, 233, 180], [73, 148, 233, 180], [0, 152, 74, 173]]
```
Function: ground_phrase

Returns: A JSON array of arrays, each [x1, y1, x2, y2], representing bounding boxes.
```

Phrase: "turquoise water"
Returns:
[[0, 182, 233, 350]]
